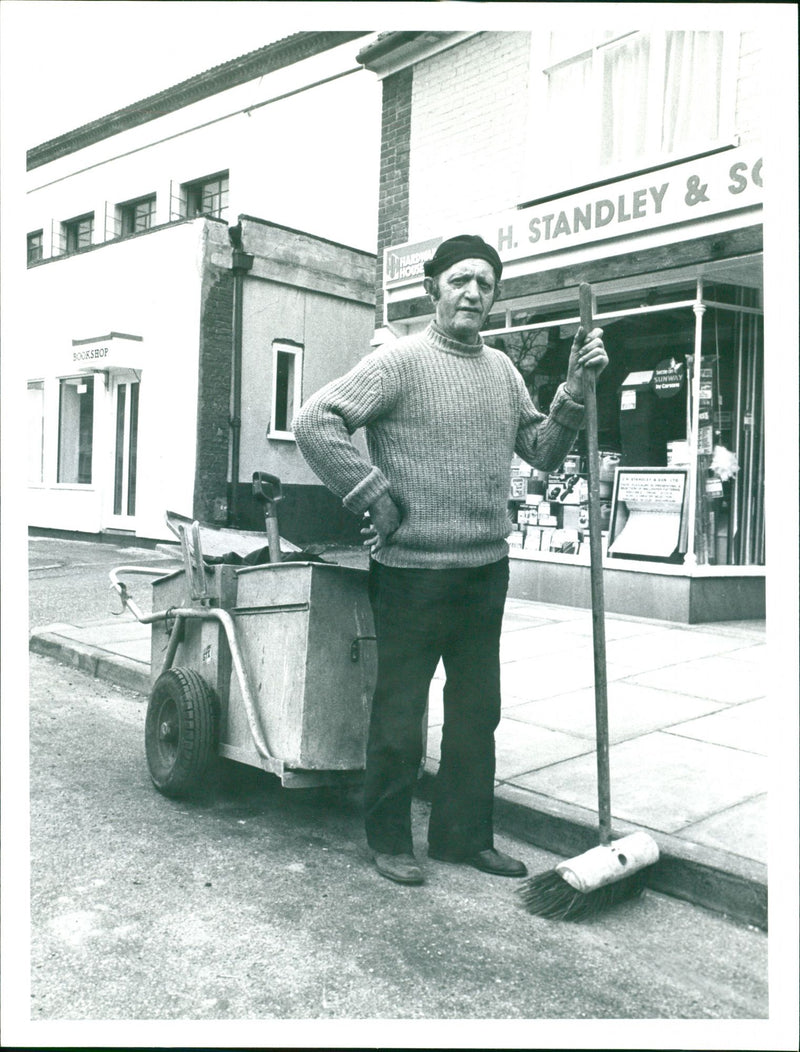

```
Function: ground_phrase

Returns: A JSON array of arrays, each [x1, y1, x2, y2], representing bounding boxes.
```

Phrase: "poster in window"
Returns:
[[607, 467, 689, 561]]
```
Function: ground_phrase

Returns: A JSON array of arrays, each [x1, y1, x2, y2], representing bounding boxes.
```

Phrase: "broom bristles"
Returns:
[[518, 866, 649, 920]]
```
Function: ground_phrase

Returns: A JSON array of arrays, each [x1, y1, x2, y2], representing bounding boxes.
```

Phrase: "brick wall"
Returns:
[[735, 31, 762, 146], [375, 68, 412, 328], [409, 32, 530, 236], [194, 266, 233, 522]]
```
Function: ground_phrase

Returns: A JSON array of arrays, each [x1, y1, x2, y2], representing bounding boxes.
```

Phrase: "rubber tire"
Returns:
[[145, 667, 219, 798]]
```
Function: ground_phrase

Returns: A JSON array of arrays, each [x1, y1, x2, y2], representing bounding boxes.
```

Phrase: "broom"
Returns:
[[518, 282, 660, 920]]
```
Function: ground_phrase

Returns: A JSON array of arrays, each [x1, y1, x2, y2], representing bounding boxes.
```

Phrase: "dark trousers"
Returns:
[[364, 557, 509, 857]]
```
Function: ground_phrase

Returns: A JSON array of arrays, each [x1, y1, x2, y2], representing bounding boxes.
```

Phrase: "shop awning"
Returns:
[[69, 332, 144, 373]]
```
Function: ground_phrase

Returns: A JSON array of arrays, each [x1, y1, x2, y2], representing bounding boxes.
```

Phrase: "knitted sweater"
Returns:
[[293, 322, 584, 568]]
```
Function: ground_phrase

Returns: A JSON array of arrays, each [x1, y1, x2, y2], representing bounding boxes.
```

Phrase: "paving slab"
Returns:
[[724, 642, 767, 661], [679, 795, 768, 865], [425, 718, 594, 782], [512, 731, 767, 833], [531, 612, 671, 643], [503, 682, 725, 742], [667, 699, 768, 754], [604, 626, 746, 670], [63, 621, 152, 644], [627, 654, 765, 705], [502, 599, 586, 622], [498, 610, 554, 633], [497, 620, 598, 661], [500, 653, 640, 702]]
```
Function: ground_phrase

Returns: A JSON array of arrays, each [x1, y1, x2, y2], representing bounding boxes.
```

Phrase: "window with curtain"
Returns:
[[542, 30, 726, 188]]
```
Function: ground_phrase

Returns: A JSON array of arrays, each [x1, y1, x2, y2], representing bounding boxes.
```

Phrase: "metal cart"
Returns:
[[110, 512, 377, 797]]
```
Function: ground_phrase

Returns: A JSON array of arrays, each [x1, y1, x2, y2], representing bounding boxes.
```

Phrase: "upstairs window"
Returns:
[[182, 171, 229, 219], [539, 30, 730, 191], [27, 230, 43, 265], [63, 213, 94, 254], [269, 341, 303, 440], [57, 376, 94, 484], [118, 194, 156, 236]]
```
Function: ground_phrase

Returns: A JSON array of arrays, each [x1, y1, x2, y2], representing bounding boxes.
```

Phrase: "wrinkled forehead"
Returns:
[[438, 257, 498, 285]]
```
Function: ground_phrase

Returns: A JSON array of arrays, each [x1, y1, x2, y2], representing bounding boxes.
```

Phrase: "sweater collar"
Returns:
[[427, 322, 485, 357]]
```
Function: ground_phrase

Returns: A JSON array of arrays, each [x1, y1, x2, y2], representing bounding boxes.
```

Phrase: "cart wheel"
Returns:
[[145, 667, 219, 798]]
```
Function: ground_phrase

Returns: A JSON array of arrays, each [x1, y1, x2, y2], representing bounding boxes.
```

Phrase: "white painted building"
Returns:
[[25, 31, 382, 544]]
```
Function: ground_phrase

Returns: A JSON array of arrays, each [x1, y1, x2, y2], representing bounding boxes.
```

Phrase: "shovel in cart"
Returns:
[[252, 471, 283, 563]]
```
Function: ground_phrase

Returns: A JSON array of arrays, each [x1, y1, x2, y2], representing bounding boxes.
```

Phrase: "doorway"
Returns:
[[108, 375, 140, 527]]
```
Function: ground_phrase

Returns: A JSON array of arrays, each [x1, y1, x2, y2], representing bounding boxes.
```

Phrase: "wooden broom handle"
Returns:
[[579, 282, 612, 846]]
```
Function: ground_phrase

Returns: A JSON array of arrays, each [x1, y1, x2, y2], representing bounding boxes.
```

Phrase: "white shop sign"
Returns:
[[385, 146, 763, 287], [68, 332, 144, 372]]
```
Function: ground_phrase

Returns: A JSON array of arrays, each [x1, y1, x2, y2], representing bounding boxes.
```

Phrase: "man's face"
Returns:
[[427, 258, 498, 343]]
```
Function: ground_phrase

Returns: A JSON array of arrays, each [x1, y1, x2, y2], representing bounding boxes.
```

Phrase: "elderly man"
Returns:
[[294, 234, 607, 886]]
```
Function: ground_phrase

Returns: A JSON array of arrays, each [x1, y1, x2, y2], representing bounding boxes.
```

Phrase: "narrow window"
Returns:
[[27, 381, 45, 483], [57, 377, 94, 484], [113, 384, 127, 514], [269, 341, 303, 439], [127, 381, 139, 516], [27, 230, 43, 265]]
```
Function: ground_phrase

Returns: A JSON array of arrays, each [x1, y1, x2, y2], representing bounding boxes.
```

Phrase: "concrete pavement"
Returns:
[[29, 552, 767, 929]]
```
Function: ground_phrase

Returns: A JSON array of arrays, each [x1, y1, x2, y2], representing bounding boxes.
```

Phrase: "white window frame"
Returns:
[[27, 380, 45, 485], [268, 340, 303, 441], [62, 212, 95, 255], [116, 194, 157, 237], [180, 171, 229, 220], [527, 29, 740, 199], [56, 374, 95, 485], [27, 230, 44, 265]]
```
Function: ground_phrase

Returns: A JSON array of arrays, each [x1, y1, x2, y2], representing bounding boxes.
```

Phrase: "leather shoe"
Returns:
[[468, 848, 528, 877], [429, 846, 527, 877], [373, 852, 424, 885]]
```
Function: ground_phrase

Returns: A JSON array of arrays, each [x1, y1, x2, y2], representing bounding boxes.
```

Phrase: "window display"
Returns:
[[491, 276, 764, 567]]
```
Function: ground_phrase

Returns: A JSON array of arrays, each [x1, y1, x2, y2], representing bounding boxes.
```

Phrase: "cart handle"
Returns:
[[110, 565, 276, 763], [109, 565, 174, 623]]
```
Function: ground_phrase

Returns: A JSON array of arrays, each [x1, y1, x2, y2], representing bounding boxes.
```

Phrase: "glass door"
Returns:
[[108, 376, 140, 527]]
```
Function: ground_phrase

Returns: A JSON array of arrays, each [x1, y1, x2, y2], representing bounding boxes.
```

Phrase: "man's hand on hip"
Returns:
[[362, 492, 401, 553]]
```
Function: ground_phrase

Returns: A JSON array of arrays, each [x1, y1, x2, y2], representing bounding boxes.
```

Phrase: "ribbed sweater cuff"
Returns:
[[342, 466, 391, 515], [550, 384, 586, 428]]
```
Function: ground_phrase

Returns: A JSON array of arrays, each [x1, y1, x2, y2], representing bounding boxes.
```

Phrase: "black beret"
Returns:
[[423, 234, 503, 282]]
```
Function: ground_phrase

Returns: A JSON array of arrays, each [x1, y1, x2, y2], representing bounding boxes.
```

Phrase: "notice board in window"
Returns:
[[607, 468, 690, 561]]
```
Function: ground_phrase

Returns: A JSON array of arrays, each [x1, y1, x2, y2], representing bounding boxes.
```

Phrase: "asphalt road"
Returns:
[[19, 536, 770, 1029], [27, 534, 183, 626], [26, 648, 768, 1023]]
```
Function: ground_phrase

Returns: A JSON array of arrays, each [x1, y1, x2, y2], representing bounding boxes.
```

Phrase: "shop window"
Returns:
[[57, 377, 94, 484], [27, 230, 43, 265], [490, 278, 763, 567], [540, 30, 729, 188], [117, 194, 156, 236], [62, 213, 94, 254], [269, 341, 303, 439], [180, 171, 229, 219], [27, 381, 45, 483]]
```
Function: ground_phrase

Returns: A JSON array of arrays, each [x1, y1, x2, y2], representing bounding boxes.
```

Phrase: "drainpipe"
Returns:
[[228, 222, 254, 526]]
